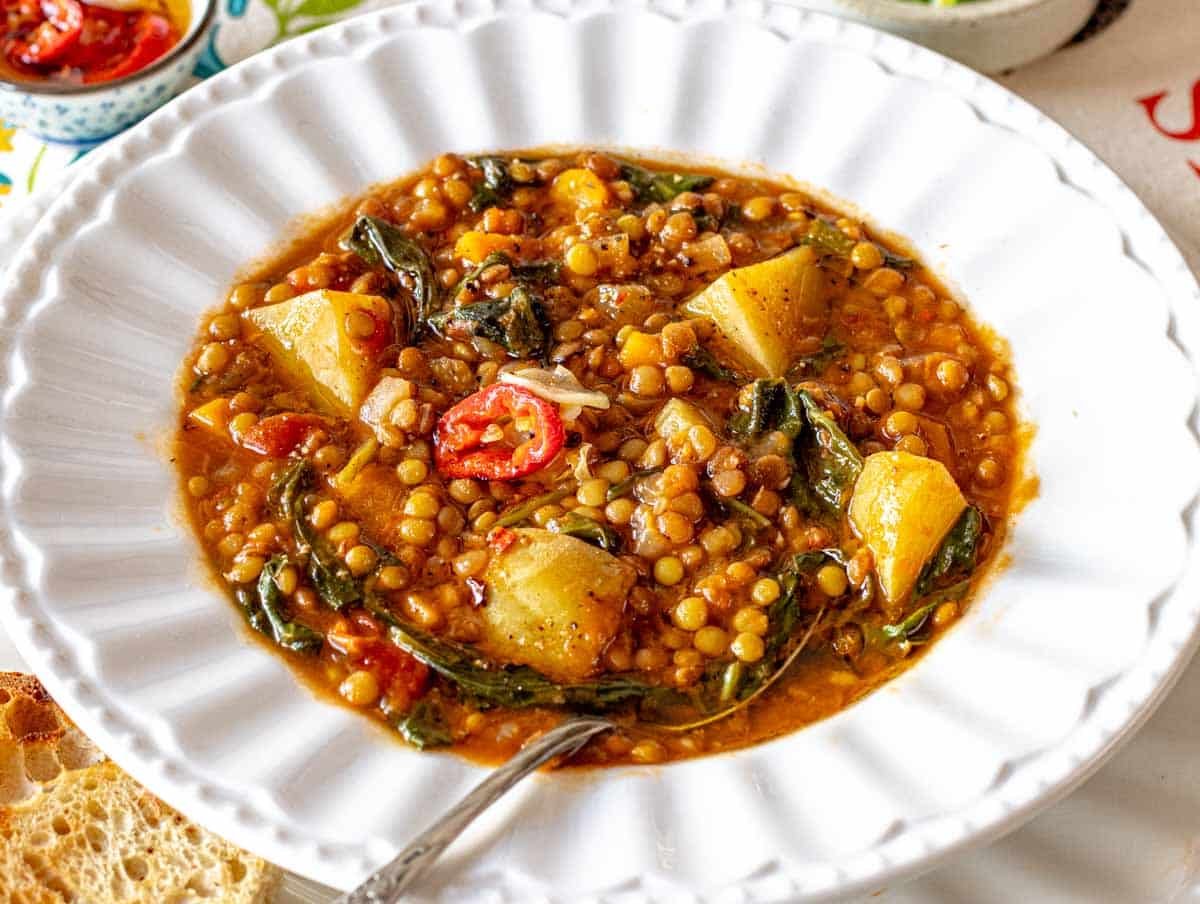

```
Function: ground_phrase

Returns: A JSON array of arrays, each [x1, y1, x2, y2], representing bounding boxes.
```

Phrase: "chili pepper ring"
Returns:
[[434, 383, 565, 480]]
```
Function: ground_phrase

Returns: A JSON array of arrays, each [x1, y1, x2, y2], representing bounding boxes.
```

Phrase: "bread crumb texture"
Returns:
[[0, 673, 280, 903]]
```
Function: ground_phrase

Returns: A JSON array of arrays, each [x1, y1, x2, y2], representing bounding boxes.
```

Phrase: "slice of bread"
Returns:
[[0, 673, 280, 904]]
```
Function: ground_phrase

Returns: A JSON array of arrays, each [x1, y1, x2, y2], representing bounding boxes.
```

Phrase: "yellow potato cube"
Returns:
[[480, 528, 634, 682], [244, 290, 387, 417], [684, 245, 827, 378], [849, 451, 968, 603]]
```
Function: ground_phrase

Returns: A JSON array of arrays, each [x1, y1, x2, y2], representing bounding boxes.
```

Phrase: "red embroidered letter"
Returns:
[[1137, 80, 1200, 141]]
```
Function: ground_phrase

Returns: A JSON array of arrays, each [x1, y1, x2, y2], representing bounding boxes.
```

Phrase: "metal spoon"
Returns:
[[336, 716, 613, 904]]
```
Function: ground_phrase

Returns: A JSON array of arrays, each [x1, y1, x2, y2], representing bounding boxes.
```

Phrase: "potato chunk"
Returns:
[[849, 451, 967, 603], [654, 398, 710, 442], [683, 246, 826, 378], [654, 398, 713, 458], [480, 529, 634, 682], [244, 290, 389, 416]]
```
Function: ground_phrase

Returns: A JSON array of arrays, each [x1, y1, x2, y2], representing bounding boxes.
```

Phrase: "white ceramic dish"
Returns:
[[1, 1, 1199, 901], [798, 0, 1098, 73]]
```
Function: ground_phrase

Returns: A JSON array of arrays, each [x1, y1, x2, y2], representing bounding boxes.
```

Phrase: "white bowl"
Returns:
[[0, 0, 215, 145], [798, 0, 1099, 72], [1, 1, 1198, 901]]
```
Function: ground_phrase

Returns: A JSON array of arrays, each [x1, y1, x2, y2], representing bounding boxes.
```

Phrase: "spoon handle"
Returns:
[[337, 716, 612, 904]]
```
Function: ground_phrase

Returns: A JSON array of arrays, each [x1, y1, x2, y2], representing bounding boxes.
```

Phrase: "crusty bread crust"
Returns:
[[0, 672, 280, 904]]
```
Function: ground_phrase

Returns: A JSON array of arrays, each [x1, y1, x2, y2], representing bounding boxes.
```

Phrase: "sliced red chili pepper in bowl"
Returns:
[[5, 0, 83, 66], [80, 11, 173, 83], [434, 383, 565, 480]]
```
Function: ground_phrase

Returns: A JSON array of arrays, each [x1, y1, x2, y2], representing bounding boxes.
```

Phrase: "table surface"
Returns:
[[2, 0, 1199, 900]]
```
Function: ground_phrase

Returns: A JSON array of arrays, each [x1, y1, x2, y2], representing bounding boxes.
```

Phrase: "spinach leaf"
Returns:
[[509, 258, 562, 285], [787, 547, 850, 573], [620, 162, 714, 204], [341, 215, 435, 339], [605, 468, 660, 502], [883, 248, 914, 270], [656, 590, 825, 731], [794, 390, 864, 512], [793, 335, 845, 375], [682, 346, 742, 383], [657, 549, 846, 730], [802, 217, 913, 269], [397, 698, 453, 749], [550, 512, 622, 552], [428, 285, 549, 359], [451, 251, 561, 301], [873, 510, 980, 654], [913, 506, 983, 599], [727, 382, 861, 515], [303, 526, 361, 610], [728, 379, 804, 439], [388, 622, 681, 712], [267, 457, 307, 516], [875, 576, 971, 648], [468, 156, 515, 212], [272, 461, 361, 611], [493, 487, 573, 528], [803, 217, 856, 257], [729, 551, 843, 685], [758, 550, 844, 654], [710, 494, 771, 531], [879, 601, 938, 644], [236, 556, 323, 654]]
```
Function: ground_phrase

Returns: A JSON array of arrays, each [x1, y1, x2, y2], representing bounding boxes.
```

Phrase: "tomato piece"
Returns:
[[239, 412, 325, 458], [351, 308, 392, 357], [330, 633, 430, 710], [5, 0, 83, 66], [434, 384, 565, 480], [80, 10, 173, 83], [487, 526, 518, 553], [58, 4, 132, 70], [384, 651, 430, 704]]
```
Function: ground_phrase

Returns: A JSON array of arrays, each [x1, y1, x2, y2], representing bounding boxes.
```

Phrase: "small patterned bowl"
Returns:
[[0, 0, 215, 146]]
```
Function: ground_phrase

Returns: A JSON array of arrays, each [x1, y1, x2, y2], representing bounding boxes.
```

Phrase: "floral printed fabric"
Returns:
[[0, 0, 396, 210]]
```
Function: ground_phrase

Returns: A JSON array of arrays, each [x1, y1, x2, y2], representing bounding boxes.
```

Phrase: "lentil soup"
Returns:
[[175, 150, 1024, 766]]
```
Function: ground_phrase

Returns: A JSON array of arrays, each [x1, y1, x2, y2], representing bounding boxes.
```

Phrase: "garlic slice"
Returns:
[[499, 365, 611, 412]]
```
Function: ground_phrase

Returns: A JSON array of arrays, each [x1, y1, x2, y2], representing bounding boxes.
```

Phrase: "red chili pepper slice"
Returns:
[[80, 11, 173, 83], [239, 412, 325, 458], [5, 0, 83, 66], [56, 4, 126, 70], [434, 384, 565, 480]]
